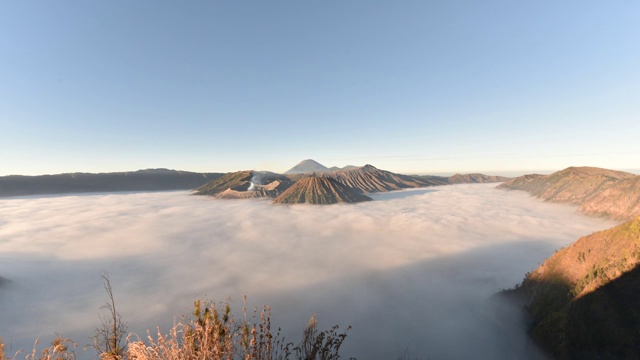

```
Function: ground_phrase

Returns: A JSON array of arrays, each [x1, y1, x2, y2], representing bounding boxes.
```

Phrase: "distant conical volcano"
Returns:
[[273, 176, 372, 204], [284, 159, 330, 174]]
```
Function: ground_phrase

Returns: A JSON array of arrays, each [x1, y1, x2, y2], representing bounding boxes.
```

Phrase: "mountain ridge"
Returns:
[[0, 169, 224, 197], [498, 166, 639, 220]]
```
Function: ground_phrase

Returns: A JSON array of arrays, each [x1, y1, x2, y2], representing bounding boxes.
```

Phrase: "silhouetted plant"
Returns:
[[91, 274, 127, 360]]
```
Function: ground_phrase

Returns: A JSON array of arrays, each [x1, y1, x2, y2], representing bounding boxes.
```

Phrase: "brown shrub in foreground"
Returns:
[[127, 298, 352, 360], [1, 299, 352, 360]]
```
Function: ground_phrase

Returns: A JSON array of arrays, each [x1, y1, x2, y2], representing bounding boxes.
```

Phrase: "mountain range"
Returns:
[[499, 166, 640, 358], [284, 159, 358, 174], [498, 166, 640, 220], [192, 161, 510, 205], [0, 169, 224, 197]]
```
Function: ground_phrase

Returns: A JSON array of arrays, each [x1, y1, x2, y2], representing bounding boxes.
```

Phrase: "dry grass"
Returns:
[[0, 337, 77, 360], [127, 298, 351, 360], [1, 298, 353, 360]]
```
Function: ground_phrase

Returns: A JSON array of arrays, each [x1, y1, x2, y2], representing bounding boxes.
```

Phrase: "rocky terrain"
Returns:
[[0, 169, 224, 197], [194, 171, 293, 198], [272, 176, 372, 204], [498, 166, 640, 220], [325, 164, 449, 193], [196, 161, 511, 205]]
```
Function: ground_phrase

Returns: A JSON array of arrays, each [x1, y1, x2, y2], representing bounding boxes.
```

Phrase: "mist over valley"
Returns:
[[0, 184, 616, 359]]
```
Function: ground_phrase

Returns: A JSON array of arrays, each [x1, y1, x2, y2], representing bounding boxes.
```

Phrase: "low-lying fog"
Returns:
[[0, 184, 616, 359]]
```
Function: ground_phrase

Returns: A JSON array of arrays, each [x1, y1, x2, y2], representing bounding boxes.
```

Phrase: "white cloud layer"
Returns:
[[0, 185, 616, 359]]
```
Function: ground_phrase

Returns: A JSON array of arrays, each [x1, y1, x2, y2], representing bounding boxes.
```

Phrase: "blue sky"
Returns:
[[1, 1, 639, 176]]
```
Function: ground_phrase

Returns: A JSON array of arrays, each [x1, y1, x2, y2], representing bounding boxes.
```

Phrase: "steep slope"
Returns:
[[214, 179, 292, 199], [507, 216, 640, 358], [194, 171, 292, 198], [498, 166, 635, 205], [0, 169, 224, 197], [447, 173, 510, 184], [284, 159, 330, 174], [578, 176, 640, 220], [272, 177, 372, 204], [326, 165, 448, 193], [194, 171, 253, 195]]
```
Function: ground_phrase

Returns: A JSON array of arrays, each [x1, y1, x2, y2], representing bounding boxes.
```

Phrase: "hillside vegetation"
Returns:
[[499, 166, 640, 220], [506, 216, 640, 358]]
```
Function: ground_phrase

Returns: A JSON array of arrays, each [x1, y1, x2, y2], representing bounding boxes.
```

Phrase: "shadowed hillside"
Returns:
[[504, 216, 640, 358], [0, 169, 224, 197], [273, 176, 372, 204]]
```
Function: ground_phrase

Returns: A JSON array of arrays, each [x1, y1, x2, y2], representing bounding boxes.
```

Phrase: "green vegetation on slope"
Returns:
[[507, 216, 640, 359]]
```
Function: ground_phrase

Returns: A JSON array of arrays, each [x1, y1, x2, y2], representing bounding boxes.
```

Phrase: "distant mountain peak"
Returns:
[[284, 159, 330, 174]]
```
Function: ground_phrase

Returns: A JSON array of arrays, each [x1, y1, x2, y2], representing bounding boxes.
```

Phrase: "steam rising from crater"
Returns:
[[0, 185, 616, 359]]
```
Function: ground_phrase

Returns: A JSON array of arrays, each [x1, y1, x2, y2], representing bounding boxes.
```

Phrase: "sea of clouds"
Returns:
[[0, 184, 616, 359]]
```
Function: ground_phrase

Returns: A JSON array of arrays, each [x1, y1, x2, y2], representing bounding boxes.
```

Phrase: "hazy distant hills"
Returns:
[[272, 176, 372, 204], [0, 169, 224, 197], [498, 166, 640, 220], [194, 171, 292, 199], [0, 159, 510, 203], [506, 216, 640, 358], [447, 173, 511, 184]]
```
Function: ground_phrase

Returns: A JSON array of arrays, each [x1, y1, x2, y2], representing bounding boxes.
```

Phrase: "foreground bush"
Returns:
[[0, 299, 352, 360], [127, 299, 351, 360]]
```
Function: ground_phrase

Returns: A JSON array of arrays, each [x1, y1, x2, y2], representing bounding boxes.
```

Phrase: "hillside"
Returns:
[[326, 164, 448, 193], [498, 166, 634, 204], [272, 176, 372, 204], [498, 167, 639, 220], [194, 171, 292, 198], [578, 176, 640, 220], [447, 173, 510, 184], [0, 169, 224, 197], [284, 159, 330, 174], [505, 216, 640, 358]]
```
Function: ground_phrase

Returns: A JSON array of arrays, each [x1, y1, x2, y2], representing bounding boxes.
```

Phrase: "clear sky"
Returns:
[[1, 1, 639, 176]]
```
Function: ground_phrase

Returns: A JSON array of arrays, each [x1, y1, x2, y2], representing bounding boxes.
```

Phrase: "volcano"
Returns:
[[194, 171, 292, 198], [273, 176, 372, 204]]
